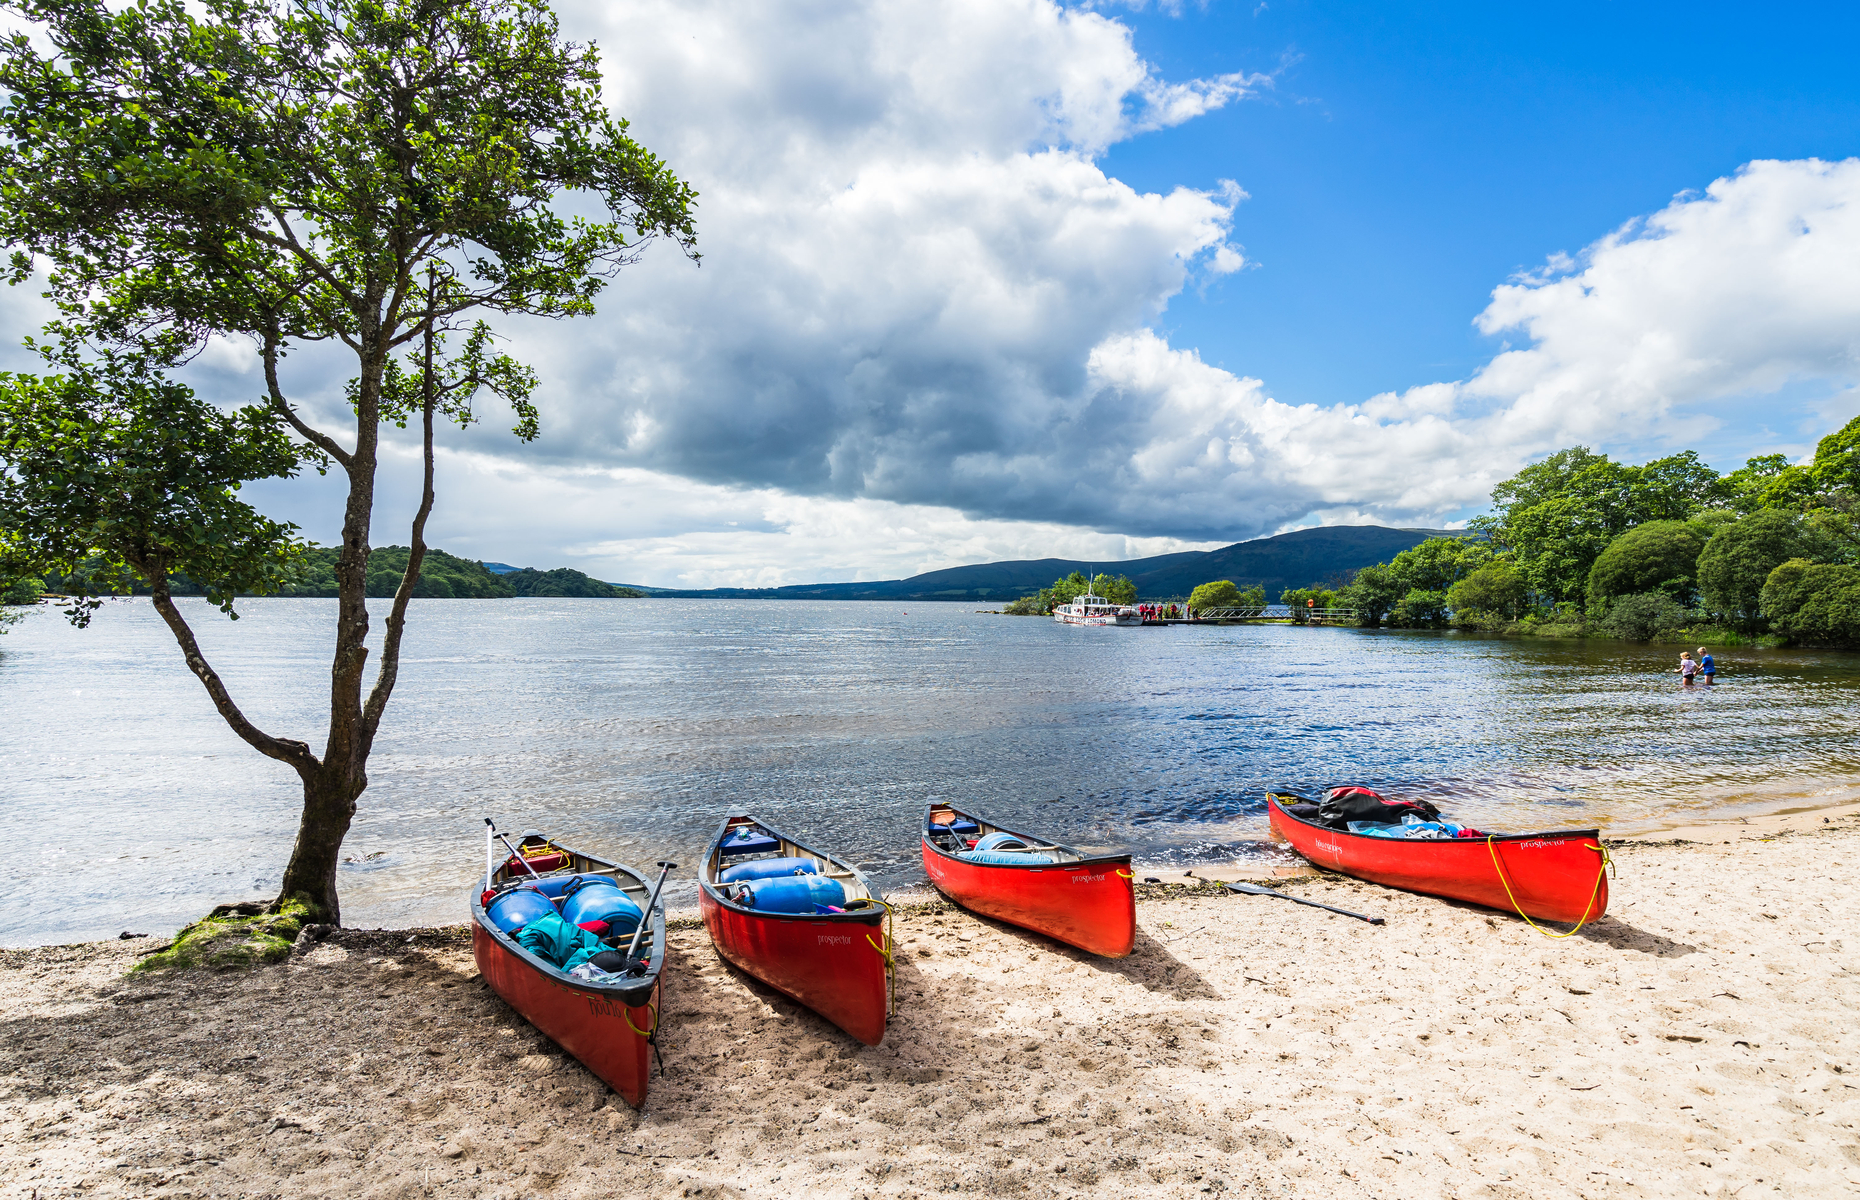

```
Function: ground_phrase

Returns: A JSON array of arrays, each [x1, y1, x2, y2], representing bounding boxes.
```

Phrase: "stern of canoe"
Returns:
[[922, 841, 1135, 957], [471, 922, 659, 1108], [1268, 799, 1609, 924], [699, 887, 890, 1045]]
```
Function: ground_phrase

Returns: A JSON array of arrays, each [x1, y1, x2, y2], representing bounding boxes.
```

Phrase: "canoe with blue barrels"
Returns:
[[471, 827, 668, 1109], [1267, 791, 1611, 926], [698, 815, 894, 1046], [920, 803, 1136, 958]]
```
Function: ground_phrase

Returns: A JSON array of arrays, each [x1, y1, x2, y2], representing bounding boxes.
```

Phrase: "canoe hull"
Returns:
[[471, 922, 661, 1109], [1268, 796, 1609, 924], [921, 841, 1135, 957], [700, 886, 890, 1045]]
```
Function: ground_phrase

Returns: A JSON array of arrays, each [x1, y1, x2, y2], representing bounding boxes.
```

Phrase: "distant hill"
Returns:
[[503, 567, 642, 598], [622, 525, 1457, 602], [275, 550, 640, 599]]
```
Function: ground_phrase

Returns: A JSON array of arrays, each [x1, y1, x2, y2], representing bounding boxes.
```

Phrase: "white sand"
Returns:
[[3, 808, 1857, 1199]]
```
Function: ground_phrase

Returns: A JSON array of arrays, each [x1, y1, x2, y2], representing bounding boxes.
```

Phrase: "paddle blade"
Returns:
[[1223, 881, 1279, 897]]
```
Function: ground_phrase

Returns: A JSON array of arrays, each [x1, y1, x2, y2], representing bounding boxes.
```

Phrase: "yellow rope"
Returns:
[[1485, 835, 1614, 939], [1114, 868, 1134, 879], [865, 900, 897, 1016], [623, 1001, 659, 1038]]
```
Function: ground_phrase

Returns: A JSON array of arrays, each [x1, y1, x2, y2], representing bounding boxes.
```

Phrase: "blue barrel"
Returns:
[[974, 831, 1033, 852], [562, 886, 644, 938], [729, 874, 847, 914], [961, 849, 1056, 865], [486, 887, 554, 932], [530, 873, 621, 898], [719, 856, 819, 884]]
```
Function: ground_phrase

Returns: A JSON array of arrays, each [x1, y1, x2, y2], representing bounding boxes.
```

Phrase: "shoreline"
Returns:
[[6, 812, 1858, 1198]]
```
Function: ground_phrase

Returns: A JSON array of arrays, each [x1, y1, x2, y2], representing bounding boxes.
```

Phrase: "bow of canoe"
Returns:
[[1267, 794, 1609, 925], [470, 831, 666, 1109]]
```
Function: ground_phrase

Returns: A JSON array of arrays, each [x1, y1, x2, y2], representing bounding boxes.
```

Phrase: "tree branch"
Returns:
[[262, 331, 354, 470], [360, 270, 438, 745], [144, 569, 321, 777]]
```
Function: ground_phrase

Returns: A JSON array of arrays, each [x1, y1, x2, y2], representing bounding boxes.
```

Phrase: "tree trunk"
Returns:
[[275, 766, 366, 923], [275, 316, 388, 925]]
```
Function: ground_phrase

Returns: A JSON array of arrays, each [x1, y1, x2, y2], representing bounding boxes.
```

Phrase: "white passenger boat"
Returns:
[[1053, 592, 1141, 626]]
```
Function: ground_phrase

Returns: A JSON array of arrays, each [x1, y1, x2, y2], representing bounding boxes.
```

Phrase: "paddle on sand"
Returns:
[[1224, 880, 1385, 925]]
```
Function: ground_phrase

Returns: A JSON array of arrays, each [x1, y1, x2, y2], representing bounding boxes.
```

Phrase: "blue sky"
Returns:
[[21, 0, 1852, 587], [1102, 0, 1860, 446]]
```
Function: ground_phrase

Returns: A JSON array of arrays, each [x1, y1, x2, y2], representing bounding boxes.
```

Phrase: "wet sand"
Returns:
[[4, 808, 1857, 1199]]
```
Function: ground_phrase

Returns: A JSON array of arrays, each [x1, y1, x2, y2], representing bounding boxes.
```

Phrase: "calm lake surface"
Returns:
[[5, 598, 1859, 945]]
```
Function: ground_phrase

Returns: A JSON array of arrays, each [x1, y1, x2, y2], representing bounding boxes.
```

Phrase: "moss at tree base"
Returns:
[[132, 897, 314, 972]]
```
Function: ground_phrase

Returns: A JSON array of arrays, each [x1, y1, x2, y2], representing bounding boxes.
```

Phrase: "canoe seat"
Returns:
[[961, 850, 1057, 865]]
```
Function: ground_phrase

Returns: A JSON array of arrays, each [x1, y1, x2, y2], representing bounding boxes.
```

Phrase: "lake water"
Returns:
[[5, 597, 1859, 946]]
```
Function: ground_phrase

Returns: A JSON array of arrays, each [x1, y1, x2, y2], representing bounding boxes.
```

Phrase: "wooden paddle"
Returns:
[[1223, 880, 1385, 925]]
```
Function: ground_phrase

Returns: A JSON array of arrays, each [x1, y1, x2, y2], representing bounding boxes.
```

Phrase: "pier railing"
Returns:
[[1186, 605, 1358, 623]]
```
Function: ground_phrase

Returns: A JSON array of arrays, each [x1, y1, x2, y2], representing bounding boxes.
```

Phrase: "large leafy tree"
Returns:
[[1473, 448, 1728, 607], [1585, 520, 1708, 612], [0, 0, 696, 922], [1695, 509, 1818, 632], [1760, 559, 1860, 648]]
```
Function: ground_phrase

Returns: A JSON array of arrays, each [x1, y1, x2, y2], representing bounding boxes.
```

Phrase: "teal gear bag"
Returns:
[[513, 910, 605, 970]]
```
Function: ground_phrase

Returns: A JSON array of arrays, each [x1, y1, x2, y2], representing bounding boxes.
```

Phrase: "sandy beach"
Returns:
[[5, 806, 1857, 1200]]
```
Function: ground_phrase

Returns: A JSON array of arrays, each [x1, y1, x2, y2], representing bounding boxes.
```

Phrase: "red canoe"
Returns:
[[1267, 793, 1610, 924], [921, 803, 1136, 958], [470, 830, 667, 1109], [698, 815, 893, 1046]]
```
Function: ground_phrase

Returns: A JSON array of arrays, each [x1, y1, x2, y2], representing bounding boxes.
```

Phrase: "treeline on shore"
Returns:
[[2, 546, 641, 606], [1308, 416, 1860, 647], [996, 414, 1860, 649], [1001, 572, 1139, 614]]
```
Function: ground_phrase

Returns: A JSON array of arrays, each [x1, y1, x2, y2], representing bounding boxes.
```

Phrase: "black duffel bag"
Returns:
[[1317, 785, 1441, 830]]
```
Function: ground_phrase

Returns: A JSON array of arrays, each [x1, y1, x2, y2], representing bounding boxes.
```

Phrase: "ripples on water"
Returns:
[[4, 597, 1858, 944]]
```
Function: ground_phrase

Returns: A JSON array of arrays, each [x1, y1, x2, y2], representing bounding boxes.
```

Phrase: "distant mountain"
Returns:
[[482, 562, 520, 575], [622, 525, 1457, 602]]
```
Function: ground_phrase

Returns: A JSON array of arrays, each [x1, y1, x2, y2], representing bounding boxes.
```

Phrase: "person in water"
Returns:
[[1698, 646, 1716, 685], [1679, 651, 1699, 685]]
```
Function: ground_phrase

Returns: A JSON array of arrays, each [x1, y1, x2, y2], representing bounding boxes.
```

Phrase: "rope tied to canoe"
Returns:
[[866, 900, 897, 1016], [625, 984, 666, 1075], [1114, 868, 1134, 879], [623, 1001, 658, 1039], [1486, 835, 1614, 939]]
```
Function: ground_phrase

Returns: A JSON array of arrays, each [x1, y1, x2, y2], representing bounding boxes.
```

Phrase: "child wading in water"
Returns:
[[1679, 651, 1699, 685]]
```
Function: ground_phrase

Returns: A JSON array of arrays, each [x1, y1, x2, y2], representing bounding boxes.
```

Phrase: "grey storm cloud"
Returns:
[[5, 0, 1856, 587]]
